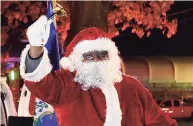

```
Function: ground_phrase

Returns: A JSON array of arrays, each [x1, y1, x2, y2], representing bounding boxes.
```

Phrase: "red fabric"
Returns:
[[29, 94, 36, 115], [65, 27, 110, 57], [25, 70, 177, 126]]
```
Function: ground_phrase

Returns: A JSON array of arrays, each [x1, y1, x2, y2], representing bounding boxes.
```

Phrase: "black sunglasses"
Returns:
[[82, 50, 109, 61]]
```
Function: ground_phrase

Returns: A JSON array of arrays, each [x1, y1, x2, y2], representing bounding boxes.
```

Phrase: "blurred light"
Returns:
[[161, 108, 169, 111], [168, 111, 173, 113], [7, 57, 20, 62], [6, 62, 14, 69], [9, 70, 16, 81]]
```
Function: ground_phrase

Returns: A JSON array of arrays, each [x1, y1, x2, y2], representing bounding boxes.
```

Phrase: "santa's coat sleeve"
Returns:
[[144, 92, 177, 126], [20, 45, 79, 106], [25, 70, 80, 106], [122, 76, 178, 126], [137, 82, 178, 126]]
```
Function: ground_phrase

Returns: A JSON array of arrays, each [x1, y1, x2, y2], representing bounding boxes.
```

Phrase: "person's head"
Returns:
[[60, 27, 123, 90]]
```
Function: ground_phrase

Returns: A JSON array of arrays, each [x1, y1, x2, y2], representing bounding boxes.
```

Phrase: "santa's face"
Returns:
[[73, 50, 122, 90], [62, 38, 123, 90]]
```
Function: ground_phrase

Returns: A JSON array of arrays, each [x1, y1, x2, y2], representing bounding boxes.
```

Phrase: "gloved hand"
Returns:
[[26, 15, 52, 46]]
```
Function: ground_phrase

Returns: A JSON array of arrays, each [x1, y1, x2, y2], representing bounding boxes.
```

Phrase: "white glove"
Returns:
[[26, 15, 52, 46]]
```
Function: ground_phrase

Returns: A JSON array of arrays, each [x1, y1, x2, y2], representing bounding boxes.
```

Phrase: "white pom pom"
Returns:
[[60, 57, 72, 70]]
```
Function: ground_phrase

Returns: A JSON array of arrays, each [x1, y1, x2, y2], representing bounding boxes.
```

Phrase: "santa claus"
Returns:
[[20, 15, 177, 126]]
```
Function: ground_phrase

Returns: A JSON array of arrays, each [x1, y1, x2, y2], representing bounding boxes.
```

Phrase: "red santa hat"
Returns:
[[60, 27, 119, 70]]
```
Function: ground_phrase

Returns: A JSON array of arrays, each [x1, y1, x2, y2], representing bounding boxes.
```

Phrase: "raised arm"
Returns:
[[20, 15, 80, 106]]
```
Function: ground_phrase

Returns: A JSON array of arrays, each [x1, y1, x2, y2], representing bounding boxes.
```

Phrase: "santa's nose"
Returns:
[[92, 54, 102, 61]]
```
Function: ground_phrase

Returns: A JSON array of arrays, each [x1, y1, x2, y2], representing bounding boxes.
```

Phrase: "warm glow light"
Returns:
[[161, 108, 169, 111], [10, 70, 15, 80], [168, 111, 173, 113]]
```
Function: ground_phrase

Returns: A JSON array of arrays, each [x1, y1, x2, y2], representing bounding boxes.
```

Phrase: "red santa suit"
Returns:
[[20, 27, 177, 126]]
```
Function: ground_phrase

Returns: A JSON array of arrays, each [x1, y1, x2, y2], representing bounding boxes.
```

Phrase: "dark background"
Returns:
[[113, 1, 193, 57]]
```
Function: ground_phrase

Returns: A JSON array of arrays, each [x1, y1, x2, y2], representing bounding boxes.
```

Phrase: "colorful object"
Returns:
[[45, 0, 60, 70], [33, 99, 58, 126]]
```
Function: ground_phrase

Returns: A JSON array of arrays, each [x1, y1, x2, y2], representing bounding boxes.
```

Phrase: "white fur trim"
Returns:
[[20, 44, 52, 82], [0, 77, 17, 117], [102, 86, 122, 126], [59, 57, 72, 71], [18, 85, 33, 117], [73, 37, 118, 55]]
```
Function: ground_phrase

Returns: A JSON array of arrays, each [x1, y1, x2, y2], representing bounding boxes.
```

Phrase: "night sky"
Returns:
[[113, 1, 193, 57]]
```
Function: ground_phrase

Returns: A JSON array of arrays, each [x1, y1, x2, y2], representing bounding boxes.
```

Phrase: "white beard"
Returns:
[[62, 38, 123, 90], [73, 60, 122, 90]]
